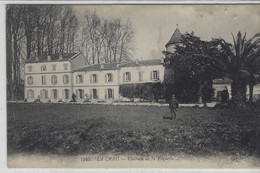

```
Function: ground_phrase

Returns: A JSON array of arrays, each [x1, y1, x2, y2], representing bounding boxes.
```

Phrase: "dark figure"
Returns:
[[164, 94, 179, 120], [34, 95, 41, 103], [72, 93, 76, 102]]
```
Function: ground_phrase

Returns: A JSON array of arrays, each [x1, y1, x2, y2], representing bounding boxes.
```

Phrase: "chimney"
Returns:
[[58, 54, 63, 60], [135, 59, 139, 65], [47, 55, 51, 61], [35, 57, 39, 62], [161, 57, 164, 64]]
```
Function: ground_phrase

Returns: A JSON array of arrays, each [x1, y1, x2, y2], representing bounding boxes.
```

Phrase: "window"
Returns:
[[151, 70, 159, 81], [42, 76, 46, 85], [52, 65, 56, 71], [64, 89, 69, 100], [27, 76, 33, 85], [77, 75, 83, 83], [139, 71, 143, 81], [27, 90, 34, 99], [91, 74, 97, 83], [92, 89, 98, 99], [63, 75, 69, 84], [41, 65, 47, 71], [106, 73, 113, 82], [63, 64, 68, 70], [41, 90, 48, 99], [77, 89, 84, 99], [107, 88, 114, 99], [51, 75, 57, 84], [53, 89, 58, 99], [124, 72, 131, 82], [28, 66, 32, 72]]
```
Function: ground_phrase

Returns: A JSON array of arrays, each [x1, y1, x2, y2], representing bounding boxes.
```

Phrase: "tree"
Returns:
[[80, 11, 134, 64], [215, 32, 260, 106], [163, 33, 222, 105]]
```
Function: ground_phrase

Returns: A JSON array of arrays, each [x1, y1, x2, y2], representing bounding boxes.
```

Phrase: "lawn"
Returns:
[[7, 103, 260, 158]]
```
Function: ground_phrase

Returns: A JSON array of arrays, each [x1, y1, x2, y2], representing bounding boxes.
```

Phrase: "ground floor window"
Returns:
[[93, 89, 98, 99], [107, 88, 114, 99], [64, 89, 69, 99], [77, 89, 84, 99], [27, 90, 34, 99], [41, 90, 48, 99], [52, 89, 58, 99]]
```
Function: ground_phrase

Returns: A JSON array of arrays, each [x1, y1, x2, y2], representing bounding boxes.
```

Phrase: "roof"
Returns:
[[165, 27, 182, 47], [74, 59, 163, 72], [213, 78, 232, 84], [25, 53, 79, 63], [74, 63, 119, 72], [119, 59, 162, 68]]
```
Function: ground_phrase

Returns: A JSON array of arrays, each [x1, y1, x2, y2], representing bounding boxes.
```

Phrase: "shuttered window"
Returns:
[[63, 75, 69, 84]]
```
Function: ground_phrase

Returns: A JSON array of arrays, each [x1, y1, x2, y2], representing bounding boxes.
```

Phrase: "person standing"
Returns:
[[168, 94, 179, 120]]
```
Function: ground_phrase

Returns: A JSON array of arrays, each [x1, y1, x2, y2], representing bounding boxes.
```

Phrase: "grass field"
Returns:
[[7, 103, 260, 158]]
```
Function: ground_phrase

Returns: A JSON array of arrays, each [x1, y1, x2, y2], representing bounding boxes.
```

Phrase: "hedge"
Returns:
[[119, 83, 165, 102]]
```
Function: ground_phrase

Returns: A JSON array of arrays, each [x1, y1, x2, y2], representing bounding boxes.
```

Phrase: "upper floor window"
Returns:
[[139, 71, 143, 81], [76, 75, 83, 84], [123, 72, 131, 82], [51, 75, 57, 84], [41, 65, 47, 71], [106, 73, 113, 82], [63, 64, 68, 70], [27, 76, 33, 85], [42, 76, 46, 85], [28, 66, 32, 72], [90, 74, 98, 83], [151, 70, 160, 81], [52, 65, 56, 71], [63, 75, 69, 84]]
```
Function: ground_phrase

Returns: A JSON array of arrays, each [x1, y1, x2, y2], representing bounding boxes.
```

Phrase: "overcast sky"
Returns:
[[73, 5, 260, 60]]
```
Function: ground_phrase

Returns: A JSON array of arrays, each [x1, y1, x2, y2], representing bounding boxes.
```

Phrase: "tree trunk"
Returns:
[[231, 78, 247, 109], [249, 83, 254, 103]]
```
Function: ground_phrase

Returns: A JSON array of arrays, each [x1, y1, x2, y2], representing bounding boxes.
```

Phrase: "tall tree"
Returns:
[[163, 33, 222, 105], [215, 32, 260, 107]]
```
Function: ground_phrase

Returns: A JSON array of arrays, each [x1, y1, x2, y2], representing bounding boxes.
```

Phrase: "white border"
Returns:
[[1, 1, 260, 173]]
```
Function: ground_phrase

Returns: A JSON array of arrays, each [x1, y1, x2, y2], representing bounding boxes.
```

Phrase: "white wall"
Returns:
[[119, 65, 165, 84], [25, 87, 72, 102], [25, 61, 71, 74], [73, 70, 120, 87]]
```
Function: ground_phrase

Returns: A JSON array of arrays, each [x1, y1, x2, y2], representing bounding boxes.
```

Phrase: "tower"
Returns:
[[165, 24, 182, 53]]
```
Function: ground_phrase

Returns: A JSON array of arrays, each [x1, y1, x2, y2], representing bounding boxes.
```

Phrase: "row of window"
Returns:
[[27, 71, 160, 85], [75, 71, 160, 84], [28, 64, 69, 72], [27, 89, 70, 100], [76, 73, 113, 84], [27, 75, 69, 85], [27, 88, 114, 100]]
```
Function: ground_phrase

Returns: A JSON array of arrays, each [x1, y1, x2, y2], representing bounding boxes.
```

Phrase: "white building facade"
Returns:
[[24, 53, 165, 102]]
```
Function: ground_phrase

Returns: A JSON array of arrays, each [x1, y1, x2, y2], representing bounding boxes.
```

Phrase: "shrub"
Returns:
[[119, 83, 165, 102]]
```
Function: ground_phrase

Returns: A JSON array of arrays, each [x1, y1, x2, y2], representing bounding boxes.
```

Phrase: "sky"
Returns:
[[73, 5, 260, 60]]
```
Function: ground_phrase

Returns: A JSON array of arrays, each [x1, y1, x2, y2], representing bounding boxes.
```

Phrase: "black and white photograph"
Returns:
[[5, 3, 260, 169]]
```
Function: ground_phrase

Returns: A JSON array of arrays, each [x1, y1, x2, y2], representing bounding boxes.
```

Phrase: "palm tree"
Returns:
[[217, 32, 260, 106]]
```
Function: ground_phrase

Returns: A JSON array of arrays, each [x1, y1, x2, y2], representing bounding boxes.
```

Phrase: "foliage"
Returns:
[[119, 83, 165, 101], [214, 32, 260, 106], [7, 103, 260, 157], [163, 33, 220, 104]]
